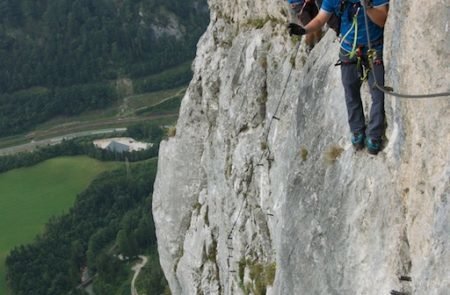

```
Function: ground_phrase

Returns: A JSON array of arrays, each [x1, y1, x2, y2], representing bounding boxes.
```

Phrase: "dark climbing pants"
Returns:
[[339, 50, 385, 139]]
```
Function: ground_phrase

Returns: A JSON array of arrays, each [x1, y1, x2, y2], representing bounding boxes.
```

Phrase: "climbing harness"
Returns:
[[336, 0, 449, 98], [339, 8, 360, 58], [336, 2, 371, 81], [336, 45, 383, 84], [359, 0, 450, 98], [337, 2, 386, 83]]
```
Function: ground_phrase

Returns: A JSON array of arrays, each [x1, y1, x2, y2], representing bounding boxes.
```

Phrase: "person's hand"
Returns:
[[287, 23, 306, 36]]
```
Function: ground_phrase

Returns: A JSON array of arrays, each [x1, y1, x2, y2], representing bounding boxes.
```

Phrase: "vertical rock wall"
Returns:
[[153, 0, 450, 294]]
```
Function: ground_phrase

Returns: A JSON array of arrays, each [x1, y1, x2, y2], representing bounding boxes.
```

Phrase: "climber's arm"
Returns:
[[366, 4, 389, 27]]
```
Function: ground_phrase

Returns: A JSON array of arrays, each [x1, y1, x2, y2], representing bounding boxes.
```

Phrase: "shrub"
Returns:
[[167, 126, 177, 137], [299, 147, 308, 161], [238, 259, 276, 295], [324, 145, 344, 164]]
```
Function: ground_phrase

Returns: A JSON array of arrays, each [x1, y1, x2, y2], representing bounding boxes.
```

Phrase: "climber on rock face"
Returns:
[[287, 0, 389, 155]]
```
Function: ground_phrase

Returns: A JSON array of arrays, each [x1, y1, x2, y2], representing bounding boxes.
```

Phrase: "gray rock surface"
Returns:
[[152, 0, 450, 294]]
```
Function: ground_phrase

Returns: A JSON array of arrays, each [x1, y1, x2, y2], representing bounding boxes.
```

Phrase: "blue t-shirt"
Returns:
[[321, 0, 389, 52]]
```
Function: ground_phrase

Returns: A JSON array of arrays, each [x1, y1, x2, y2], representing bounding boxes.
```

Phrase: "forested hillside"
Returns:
[[0, 0, 208, 136], [6, 160, 168, 294]]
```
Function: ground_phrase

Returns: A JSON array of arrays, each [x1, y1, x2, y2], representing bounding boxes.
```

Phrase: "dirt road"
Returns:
[[131, 255, 148, 295]]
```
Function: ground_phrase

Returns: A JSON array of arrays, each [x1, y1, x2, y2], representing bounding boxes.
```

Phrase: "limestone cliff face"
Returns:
[[152, 0, 450, 294]]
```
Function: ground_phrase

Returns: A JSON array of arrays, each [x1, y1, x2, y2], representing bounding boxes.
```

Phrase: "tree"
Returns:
[[69, 240, 85, 284], [135, 214, 156, 248], [116, 229, 138, 259]]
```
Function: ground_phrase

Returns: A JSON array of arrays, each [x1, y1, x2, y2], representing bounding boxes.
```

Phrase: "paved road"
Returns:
[[0, 128, 126, 156], [0, 113, 178, 156]]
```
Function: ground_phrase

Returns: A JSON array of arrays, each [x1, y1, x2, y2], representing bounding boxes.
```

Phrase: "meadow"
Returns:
[[0, 156, 120, 294]]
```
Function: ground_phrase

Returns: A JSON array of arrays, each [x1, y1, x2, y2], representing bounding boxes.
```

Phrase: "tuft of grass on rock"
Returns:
[[167, 126, 176, 137], [245, 16, 285, 30], [259, 56, 268, 71], [290, 54, 296, 67], [192, 202, 202, 213], [290, 35, 302, 44], [299, 146, 308, 161], [265, 262, 276, 286], [206, 239, 217, 262], [324, 145, 344, 164], [261, 140, 268, 150], [237, 259, 276, 295]]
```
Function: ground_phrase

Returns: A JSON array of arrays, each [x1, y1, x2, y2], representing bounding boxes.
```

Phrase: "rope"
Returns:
[[225, 42, 301, 282], [227, 41, 302, 244], [359, 0, 450, 99], [339, 12, 359, 58], [256, 41, 302, 165]]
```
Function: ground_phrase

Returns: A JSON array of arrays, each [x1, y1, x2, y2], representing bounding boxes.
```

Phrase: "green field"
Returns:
[[0, 156, 120, 294]]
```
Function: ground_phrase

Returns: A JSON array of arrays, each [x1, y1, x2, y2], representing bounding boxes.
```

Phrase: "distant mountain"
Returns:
[[0, 0, 209, 136]]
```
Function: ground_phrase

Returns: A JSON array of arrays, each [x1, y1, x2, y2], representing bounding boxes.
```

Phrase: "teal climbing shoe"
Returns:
[[366, 138, 382, 155], [351, 131, 365, 150]]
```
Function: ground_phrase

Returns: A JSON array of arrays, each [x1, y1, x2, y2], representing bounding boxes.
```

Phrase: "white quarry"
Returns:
[[93, 137, 152, 152], [152, 0, 450, 294]]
